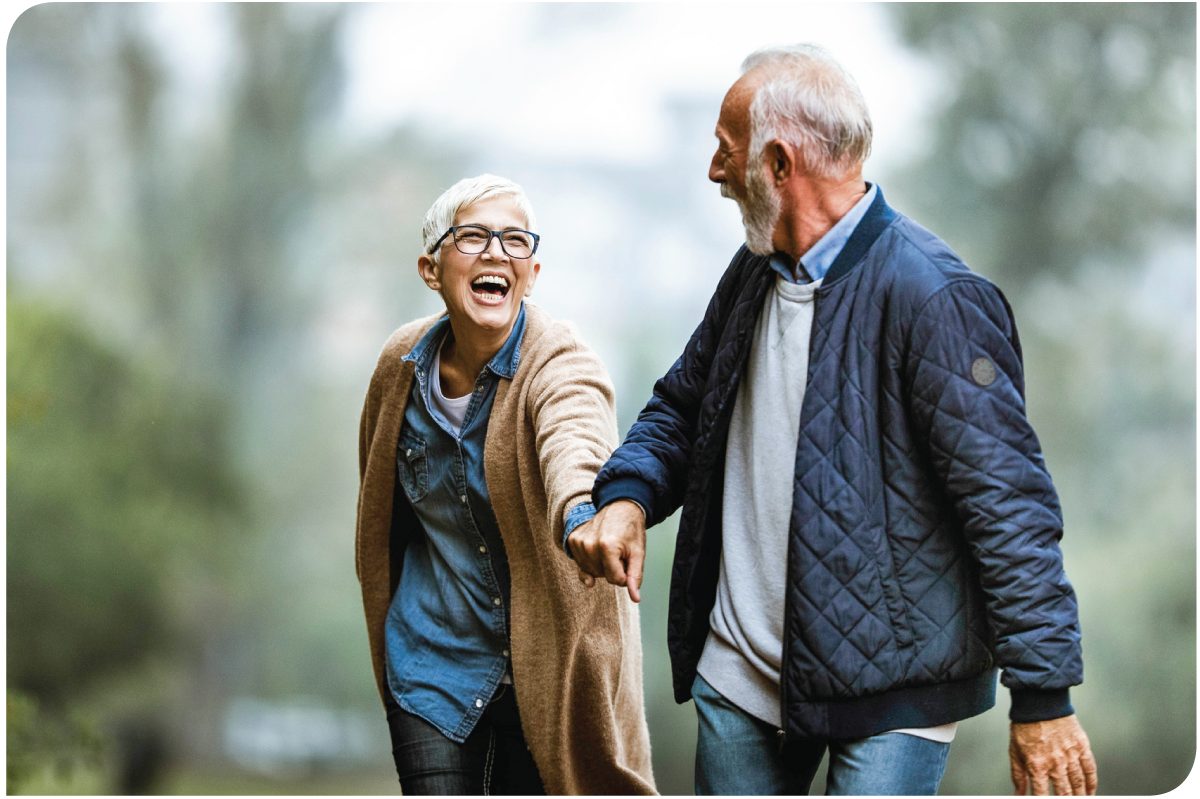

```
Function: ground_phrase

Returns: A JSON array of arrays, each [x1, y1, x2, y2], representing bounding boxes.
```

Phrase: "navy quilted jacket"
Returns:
[[593, 189, 1083, 741]]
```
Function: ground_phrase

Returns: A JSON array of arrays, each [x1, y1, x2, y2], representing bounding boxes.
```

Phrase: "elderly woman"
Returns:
[[355, 175, 655, 795]]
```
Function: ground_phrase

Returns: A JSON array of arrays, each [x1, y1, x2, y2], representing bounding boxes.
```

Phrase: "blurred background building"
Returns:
[[7, 3, 1195, 794]]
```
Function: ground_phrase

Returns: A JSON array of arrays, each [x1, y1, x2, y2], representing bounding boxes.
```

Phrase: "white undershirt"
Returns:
[[430, 345, 472, 436]]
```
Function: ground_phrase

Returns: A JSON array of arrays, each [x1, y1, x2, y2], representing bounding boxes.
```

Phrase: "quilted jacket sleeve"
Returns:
[[905, 277, 1083, 723], [593, 250, 746, 526]]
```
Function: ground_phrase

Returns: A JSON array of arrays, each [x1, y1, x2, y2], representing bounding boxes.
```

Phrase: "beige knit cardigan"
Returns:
[[356, 302, 656, 795]]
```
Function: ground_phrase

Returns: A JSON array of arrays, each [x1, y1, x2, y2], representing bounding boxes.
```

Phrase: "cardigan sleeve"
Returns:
[[526, 329, 619, 543], [355, 365, 384, 583]]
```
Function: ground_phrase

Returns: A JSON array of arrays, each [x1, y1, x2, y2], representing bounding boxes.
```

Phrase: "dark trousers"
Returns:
[[383, 684, 545, 795]]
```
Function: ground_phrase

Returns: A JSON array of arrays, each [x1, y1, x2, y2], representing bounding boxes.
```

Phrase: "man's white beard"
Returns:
[[724, 159, 780, 256]]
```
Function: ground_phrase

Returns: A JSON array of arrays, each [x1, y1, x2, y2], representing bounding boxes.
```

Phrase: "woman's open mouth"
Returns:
[[471, 274, 510, 302]]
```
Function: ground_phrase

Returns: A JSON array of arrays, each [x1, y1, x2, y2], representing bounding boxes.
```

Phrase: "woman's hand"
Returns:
[[568, 500, 647, 602]]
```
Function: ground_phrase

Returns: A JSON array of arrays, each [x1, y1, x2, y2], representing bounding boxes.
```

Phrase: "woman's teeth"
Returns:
[[472, 275, 509, 297]]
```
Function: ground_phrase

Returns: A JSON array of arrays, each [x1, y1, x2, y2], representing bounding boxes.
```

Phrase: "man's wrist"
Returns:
[[594, 476, 654, 522], [1009, 687, 1074, 723], [609, 498, 647, 522]]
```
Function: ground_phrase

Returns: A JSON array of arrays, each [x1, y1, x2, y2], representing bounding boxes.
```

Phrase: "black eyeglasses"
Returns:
[[428, 225, 540, 259]]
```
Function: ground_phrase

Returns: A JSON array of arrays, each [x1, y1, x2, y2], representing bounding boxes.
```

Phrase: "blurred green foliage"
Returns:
[[7, 690, 106, 794], [7, 298, 242, 699], [892, 2, 1195, 285]]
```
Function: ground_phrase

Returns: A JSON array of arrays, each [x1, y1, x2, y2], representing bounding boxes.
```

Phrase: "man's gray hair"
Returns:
[[741, 44, 873, 179], [422, 174, 539, 261]]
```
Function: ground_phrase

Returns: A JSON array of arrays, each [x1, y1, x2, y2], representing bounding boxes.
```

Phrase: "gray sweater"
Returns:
[[697, 275, 821, 727]]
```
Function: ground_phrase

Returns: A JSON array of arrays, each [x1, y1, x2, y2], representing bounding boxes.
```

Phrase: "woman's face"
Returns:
[[418, 195, 540, 337]]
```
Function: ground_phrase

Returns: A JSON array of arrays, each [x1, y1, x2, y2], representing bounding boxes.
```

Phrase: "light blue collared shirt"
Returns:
[[387, 306, 523, 742], [386, 304, 596, 742], [768, 182, 878, 284]]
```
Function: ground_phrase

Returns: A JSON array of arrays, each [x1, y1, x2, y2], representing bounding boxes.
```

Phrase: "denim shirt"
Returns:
[[385, 304, 594, 742]]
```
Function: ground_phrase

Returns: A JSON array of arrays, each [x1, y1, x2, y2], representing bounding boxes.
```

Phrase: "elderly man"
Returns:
[[569, 44, 1097, 795]]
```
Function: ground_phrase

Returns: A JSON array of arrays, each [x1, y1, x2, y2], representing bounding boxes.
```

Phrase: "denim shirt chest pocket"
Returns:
[[396, 430, 429, 503]]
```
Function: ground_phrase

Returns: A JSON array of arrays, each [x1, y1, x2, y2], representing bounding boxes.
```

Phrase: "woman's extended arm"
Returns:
[[525, 329, 619, 539]]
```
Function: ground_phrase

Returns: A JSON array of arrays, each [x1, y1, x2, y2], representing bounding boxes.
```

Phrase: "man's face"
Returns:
[[709, 77, 755, 202], [710, 71, 781, 255], [422, 195, 540, 334]]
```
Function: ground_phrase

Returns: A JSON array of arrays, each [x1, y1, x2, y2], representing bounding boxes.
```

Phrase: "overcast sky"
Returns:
[[139, 3, 941, 175]]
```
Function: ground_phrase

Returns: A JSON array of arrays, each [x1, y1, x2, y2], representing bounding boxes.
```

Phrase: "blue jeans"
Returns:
[[383, 684, 544, 795], [693, 675, 950, 795]]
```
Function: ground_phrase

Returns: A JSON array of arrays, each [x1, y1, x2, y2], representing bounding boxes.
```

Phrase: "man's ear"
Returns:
[[769, 139, 797, 186], [417, 253, 441, 291]]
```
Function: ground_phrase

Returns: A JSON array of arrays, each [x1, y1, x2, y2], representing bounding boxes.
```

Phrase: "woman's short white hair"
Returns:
[[421, 174, 538, 262], [741, 44, 873, 179]]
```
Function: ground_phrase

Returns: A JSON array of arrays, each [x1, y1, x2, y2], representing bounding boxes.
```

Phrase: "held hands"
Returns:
[[1009, 715, 1097, 796], [567, 500, 647, 602]]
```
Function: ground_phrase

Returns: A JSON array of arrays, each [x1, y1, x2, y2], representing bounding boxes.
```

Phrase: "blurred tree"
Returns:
[[116, 4, 346, 387], [9, 2, 467, 722], [888, 4, 1196, 795], [7, 297, 243, 699], [891, 2, 1195, 286], [99, 5, 393, 760]]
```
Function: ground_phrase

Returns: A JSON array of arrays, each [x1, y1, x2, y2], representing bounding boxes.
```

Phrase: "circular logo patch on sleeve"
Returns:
[[971, 357, 996, 386]]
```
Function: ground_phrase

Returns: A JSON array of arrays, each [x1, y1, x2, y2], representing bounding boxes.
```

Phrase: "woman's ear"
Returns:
[[524, 259, 541, 296], [417, 253, 441, 291]]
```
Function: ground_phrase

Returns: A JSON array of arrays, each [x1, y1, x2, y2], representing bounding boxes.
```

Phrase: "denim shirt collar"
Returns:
[[768, 182, 878, 284], [402, 303, 527, 380]]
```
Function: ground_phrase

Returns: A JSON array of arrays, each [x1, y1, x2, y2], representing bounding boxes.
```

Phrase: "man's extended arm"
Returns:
[[905, 278, 1094, 795]]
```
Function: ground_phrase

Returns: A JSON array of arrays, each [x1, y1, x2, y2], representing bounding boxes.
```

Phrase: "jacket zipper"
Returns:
[[777, 289, 825, 743]]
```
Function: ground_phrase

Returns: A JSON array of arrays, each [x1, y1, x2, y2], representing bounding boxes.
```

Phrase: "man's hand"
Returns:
[[1009, 715, 1097, 796], [567, 500, 647, 602]]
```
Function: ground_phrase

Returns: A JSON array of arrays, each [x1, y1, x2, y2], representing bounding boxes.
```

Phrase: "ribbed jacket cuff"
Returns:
[[594, 476, 654, 522], [1009, 688, 1074, 723]]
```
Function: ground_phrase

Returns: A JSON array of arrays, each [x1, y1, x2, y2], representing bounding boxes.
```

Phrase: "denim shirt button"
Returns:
[[479, 545, 486, 554], [475, 699, 484, 708], [502, 649, 509, 658], [460, 494, 468, 504], [493, 597, 502, 606]]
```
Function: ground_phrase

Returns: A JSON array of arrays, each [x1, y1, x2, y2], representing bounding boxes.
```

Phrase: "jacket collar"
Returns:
[[820, 185, 898, 286], [769, 183, 880, 284]]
